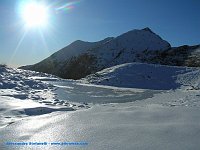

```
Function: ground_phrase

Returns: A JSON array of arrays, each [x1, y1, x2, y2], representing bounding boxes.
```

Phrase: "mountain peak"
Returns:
[[142, 27, 154, 33], [71, 40, 86, 45]]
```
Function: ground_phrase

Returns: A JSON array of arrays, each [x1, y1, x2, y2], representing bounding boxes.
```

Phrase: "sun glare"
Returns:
[[21, 2, 48, 28]]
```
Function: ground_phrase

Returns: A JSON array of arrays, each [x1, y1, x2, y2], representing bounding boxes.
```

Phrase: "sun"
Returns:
[[21, 2, 49, 28]]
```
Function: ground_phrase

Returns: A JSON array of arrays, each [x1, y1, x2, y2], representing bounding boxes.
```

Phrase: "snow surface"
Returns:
[[82, 62, 200, 90], [1, 64, 200, 150], [0, 67, 88, 128]]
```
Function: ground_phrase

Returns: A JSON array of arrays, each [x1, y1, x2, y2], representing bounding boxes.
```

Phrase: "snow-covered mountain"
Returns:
[[20, 27, 171, 79]]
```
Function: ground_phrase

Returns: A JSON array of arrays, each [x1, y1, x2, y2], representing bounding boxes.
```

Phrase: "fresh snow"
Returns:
[[0, 67, 87, 128], [82, 63, 200, 90], [1, 63, 200, 150]]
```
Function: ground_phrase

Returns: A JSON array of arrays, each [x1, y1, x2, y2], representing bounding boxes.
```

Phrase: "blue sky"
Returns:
[[0, 0, 199, 67]]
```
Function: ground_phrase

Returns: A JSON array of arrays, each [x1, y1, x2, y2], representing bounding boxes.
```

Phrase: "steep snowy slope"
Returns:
[[90, 27, 171, 68], [20, 28, 171, 79], [82, 63, 200, 90]]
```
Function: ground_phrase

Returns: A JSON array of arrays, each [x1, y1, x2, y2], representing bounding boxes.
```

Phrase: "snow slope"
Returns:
[[82, 62, 200, 90], [51, 38, 114, 63], [1, 64, 200, 150], [91, 28, 170, 68]]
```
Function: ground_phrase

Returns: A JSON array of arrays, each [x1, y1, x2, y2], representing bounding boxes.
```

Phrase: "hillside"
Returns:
[[81, 62, 200, 90]]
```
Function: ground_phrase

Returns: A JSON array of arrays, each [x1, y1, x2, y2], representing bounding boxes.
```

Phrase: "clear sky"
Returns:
[[0, 0, 199, 67]]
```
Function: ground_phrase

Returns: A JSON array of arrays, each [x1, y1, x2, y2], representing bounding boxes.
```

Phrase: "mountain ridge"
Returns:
[[19, 27, 199, 79]]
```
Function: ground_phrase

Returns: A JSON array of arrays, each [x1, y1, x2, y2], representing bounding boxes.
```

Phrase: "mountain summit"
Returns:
[[20, 28, 172, 79]]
